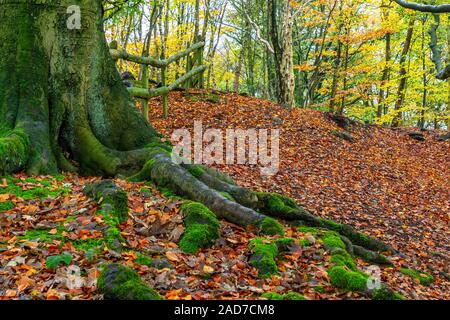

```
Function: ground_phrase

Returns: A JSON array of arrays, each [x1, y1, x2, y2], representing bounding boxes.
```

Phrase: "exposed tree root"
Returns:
[[83, 180, 129, 251], [98, 264, 162, 300], [171, 163, 394, 259]]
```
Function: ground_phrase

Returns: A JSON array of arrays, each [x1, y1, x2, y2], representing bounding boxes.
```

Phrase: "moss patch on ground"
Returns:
[[372, 285, 405, 300], [262, 292, 307, 300], [0, 200, 15, 212], [0, 184, 69, 200], [400, 268, 434, 286]]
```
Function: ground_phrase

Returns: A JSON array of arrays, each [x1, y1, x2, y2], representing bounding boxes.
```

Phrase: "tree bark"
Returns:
[[392, 18, 415, 127], [279, 0, 295, 109]]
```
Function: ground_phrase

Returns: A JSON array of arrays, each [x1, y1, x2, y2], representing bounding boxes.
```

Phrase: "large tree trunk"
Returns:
[[0, 0, 158, 177], [0, 0, 391, 260]]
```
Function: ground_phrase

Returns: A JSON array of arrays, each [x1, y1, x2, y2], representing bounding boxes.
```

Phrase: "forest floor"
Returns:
[[0, 91, 448, 300]]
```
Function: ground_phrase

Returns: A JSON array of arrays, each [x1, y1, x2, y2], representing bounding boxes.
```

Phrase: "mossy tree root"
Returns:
[[0, 128, 30, 175], [184, 167, 394, 255], [322, 235, 403, 300], [83, 180, 129, 251], [248, 238, 295, 278], [178, 202, 221, 253], [97, 263, 162, 300], [130, 152, 283, 235]]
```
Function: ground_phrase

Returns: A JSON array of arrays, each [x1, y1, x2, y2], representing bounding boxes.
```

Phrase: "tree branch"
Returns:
[[393, 0, 450, 13], [244, 12, 275, 54], [128, 65, 207, 99], [110, 42, 205, 68], [429, 14, 450, 80]]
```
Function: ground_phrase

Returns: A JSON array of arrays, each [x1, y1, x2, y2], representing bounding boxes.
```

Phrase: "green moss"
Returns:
[[314, 285, 325, 294], [178, 202, 220, 254], [262, 292, 306, 300], [188, 93, 221, 104], [249, 238, 279, 278], [257, 193, 298, 217], [0, 184, 67, 200], [356, 248, 392, 266], [54, 174, 65, 182], [320, 219, 343, 231], [274, 237, 295, 250], [21, 229, 64, 242], [372, 285, 405, 300], [134, 253, 153, 266], [158, 187, 181, 199], [179, 224, 218, 254], [321, 232, 346, 250], [140, 187, 152, 197], [187, 165, 205, 178], [0, 200, 14, 212], [298, 239, 312, 247], [97, 264, 162, 300], [219, 192, 235, 202], [296, 226, 320, 234], [328, 266, 369, 292], [145, 141, 173, 153], [257, 217, 285, 236], [72, 238, 104, 252], [46, 253, 72, 269], [105, 226, 123, 246], [330, 252, 357, 271], [0, 128, 30, 175], [103, 191, 129, 224], [128, 158, 158, 182], [182, 202, 220, 230], [400, 268, 434, 286]]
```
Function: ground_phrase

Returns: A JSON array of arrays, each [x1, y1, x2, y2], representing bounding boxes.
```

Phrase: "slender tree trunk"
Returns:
[[419, 19, 427, 129], [233, 50, 244, 93], [447, 22, 450, 129], [378, 33, 391, 118], [392, 18, 415, 127], [279, 0, 295, 109], [269, 0, 282, 99], [329, 37, 342, 113]]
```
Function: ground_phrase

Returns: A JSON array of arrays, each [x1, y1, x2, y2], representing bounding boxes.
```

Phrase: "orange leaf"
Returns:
[[0, 193, 10, 201], [165, 251, 179, 262]]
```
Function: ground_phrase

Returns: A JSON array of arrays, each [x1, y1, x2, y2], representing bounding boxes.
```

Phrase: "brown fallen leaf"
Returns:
[[165, 251, 179, 262]]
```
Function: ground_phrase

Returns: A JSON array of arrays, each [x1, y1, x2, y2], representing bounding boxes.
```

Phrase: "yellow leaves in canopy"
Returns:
[[294, 64, 317, 72]]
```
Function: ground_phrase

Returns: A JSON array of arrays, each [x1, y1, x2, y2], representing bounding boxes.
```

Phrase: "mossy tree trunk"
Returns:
[[0, 0, 157, 177], [0, 1, 392, 260]]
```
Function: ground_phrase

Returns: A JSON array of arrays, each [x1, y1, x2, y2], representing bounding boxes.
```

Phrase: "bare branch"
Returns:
[[429, 15, 450, 80], [244, 12, 275, 53], [393, 0, 450, 13]]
